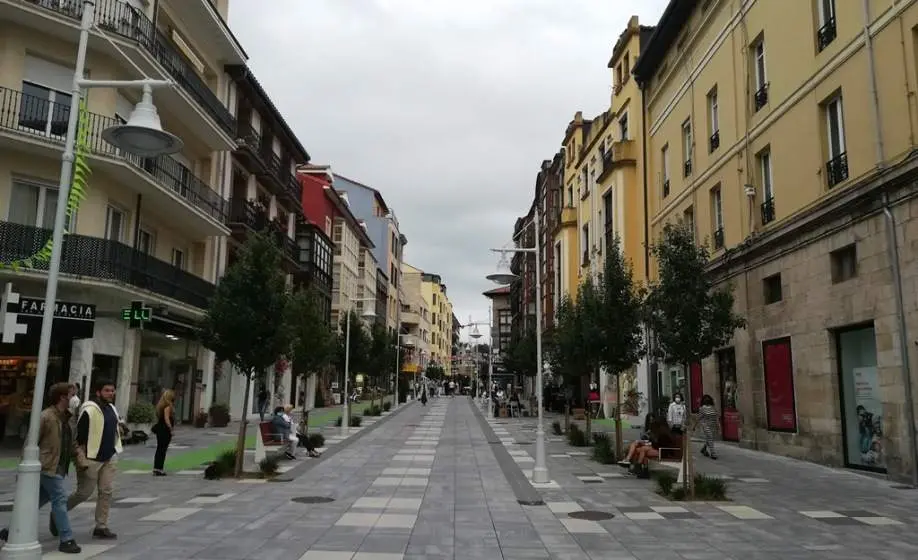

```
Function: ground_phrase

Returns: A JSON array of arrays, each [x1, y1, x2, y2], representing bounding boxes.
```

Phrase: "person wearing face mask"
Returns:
[[667, 392, 686, 435]]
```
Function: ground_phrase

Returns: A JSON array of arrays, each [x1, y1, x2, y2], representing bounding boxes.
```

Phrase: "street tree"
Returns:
[[546, 294, 587, 430], [367, 323, 394, 408], [502, 326, 537, 395], [202, 234, 291, 477], [286, 285, 336, 423], [424, 362, 445, 380], [644, 222, 746, 494], [335, 310, 372, 412], [575, 275, 606, 441], [596, 236, 646, 456]]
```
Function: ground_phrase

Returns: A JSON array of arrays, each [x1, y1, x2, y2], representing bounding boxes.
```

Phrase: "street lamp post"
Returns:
[[488, 205, 548, 484], [1, 3, 183, 558], [487, 302, 494, 419], [342, 298, 377, 432]]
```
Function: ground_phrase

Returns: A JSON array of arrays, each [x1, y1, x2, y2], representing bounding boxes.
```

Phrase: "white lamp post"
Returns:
[[342, 298, 377, 433], [1, 3, 182, 558], [487, 302, 494, 419], [489, 204, 548, 484]]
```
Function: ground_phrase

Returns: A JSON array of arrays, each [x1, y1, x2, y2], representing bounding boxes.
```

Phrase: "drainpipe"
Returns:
[[639, 82, 657, 411], [862, 0, 886, 166], [882, 193, 918, 487]]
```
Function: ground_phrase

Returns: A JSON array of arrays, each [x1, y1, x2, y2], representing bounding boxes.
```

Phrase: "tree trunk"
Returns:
[[235, 370, 253, 478], [614, 374, 623, 459]]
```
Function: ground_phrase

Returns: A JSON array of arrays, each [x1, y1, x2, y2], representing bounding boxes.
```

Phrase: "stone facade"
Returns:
[[701, 165, 918, 482]]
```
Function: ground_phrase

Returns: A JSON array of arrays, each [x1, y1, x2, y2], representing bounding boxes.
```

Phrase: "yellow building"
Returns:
[[0, 0, 243, 419], [634, 0, 918, 480], [421, 272, 453, 374], [399, 263, 429, 376]]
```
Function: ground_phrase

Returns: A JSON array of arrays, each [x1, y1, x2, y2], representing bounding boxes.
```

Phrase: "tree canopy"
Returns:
[[596, 236, 645, 375], [286, 284, 336, 379], [502, 326, 537, 378]]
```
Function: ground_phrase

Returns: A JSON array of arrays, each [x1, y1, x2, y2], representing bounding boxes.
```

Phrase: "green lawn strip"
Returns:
[[0, 458, 18, 470]]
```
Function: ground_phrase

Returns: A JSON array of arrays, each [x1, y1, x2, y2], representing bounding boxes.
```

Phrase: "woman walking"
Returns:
[[152, 390, 175, 476], [697, 394, 720, 460]]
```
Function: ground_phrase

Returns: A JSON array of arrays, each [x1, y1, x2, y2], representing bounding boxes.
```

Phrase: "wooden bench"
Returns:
[[255, 421, 284, 463]]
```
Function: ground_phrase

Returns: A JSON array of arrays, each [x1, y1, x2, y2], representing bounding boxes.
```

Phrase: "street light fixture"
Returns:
[[489, 204, 549, 485], [2, 3, 183, 558], [342, 298, 377, 433]]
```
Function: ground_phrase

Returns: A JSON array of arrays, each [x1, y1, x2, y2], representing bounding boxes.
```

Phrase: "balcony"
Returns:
[[0, 86, 228, 233], [713, 227, 725, 250], [826, 152, 849, 188], [817, 17, 836, 52], [761, 196, 776, 225], [227, 199, 298, 264], [233, 123, 301, 209], [709, 130, 720, 152], [663, 179, 670, 198], [0, 220, 214, 309], [14, 0, 235, 140], [683, 160, 692, 177], [754, 84, 769, 112]]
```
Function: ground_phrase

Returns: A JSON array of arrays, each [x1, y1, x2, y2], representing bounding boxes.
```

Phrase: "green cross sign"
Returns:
[[121, 300, 152, 329]]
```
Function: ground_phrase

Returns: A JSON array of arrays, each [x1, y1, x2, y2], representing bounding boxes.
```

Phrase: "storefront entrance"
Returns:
[[716, 348, 739, 441], [136, 316, 202, 424], [836, 323, 885, 473]]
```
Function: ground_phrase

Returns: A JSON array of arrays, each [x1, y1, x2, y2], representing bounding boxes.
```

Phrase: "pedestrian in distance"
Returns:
[[667, 392, 687, 435], [257, 386, 269, 422], [57, 378, 122, 540], [696, 394, 720, 460], [152, 389, 175, 476], [0, 382, 82, 553]]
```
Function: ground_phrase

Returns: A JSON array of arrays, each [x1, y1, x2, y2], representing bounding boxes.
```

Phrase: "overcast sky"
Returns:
[[228, 0, 668, 340]]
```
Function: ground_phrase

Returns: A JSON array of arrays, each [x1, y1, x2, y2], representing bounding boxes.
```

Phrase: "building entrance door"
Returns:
[[717, 348, 739, 441]]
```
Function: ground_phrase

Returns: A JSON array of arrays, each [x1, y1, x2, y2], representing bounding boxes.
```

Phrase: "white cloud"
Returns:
[[228, 0, 669, 335]]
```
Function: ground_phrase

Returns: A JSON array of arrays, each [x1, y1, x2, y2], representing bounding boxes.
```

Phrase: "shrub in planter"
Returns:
[[259, 455, 280, 476], [693, 474, 728, 500], [126, 402, 155, 424], [307, 433, 325, 448], [551, 421, 564, 436], [653, 470, 677, 496], [591, 433, 616, 464], [383, 401, 392, 412], [335, 415, 363, 427], [208, 403, 230, 427], [567, 424, 588, 447], [207, 448, 238, 479]]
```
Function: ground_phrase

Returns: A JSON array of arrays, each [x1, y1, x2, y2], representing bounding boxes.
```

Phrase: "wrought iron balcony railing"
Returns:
[[754, 84, 769, 112], [817, 17, 837, 52], [0, 220, 214, 309], [826, 152, 849, 188], [761, 196, 776, 225], [0, 86, 228, 222], [228, 199, 297, 262], [709, 130, 720, 152], [25, 0, 235, 135]]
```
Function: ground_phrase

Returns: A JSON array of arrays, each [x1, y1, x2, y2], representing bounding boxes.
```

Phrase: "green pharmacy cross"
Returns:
[[122, 300, 152, 329]]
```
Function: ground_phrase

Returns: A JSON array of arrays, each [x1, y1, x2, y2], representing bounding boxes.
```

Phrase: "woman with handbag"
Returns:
[[152, 390, 175, 476]]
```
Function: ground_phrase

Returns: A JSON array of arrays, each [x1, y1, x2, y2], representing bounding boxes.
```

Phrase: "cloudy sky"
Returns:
[[228, 0, 668, 339]]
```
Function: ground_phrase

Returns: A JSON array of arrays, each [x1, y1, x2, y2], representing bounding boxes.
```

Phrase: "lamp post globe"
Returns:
[[486, 272, 519, 285], [101, 85, 183, 157]]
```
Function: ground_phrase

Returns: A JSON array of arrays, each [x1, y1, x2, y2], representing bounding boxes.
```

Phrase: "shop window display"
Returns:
[[836, 325, 884, 471]]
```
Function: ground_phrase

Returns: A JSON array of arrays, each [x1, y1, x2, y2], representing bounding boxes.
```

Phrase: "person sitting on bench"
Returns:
[[630, 418, 677, 479], [271, 405, 296, 460], [619, 413, 657, 466]]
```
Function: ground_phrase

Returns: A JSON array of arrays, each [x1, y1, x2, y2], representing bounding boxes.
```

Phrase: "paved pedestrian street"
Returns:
[[1, 398, 917, 559]]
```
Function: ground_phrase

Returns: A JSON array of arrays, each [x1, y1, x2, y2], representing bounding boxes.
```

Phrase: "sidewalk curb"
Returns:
[[269, 401, 418, 482], [469, 400, 545, 506]]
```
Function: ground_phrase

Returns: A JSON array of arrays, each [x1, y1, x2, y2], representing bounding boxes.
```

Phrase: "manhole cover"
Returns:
[[291, 496, 335, 504], [569, 511, 615, 521], [516, 441, 533, 445], [518, 499, 545, 506], [196, 493, 223, 497], [489, 441, 502, 444]]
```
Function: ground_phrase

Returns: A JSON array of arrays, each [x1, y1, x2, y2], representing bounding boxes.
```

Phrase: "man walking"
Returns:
[[0, 382, 82, 553], [59, 378, 121, 540]]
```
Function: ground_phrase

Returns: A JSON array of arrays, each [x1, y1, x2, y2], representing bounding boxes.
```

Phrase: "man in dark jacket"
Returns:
[[0, 382, 81, 553]]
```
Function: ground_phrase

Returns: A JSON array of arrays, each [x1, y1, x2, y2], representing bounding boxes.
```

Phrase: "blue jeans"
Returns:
[[39, 473, 73, 542]]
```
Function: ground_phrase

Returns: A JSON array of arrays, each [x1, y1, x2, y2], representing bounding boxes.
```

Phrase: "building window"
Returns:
[[171, 248, 185, 270], [831, 244, 857, 284], [137, 228, 155, 254], [682, 119, 692, 177], [759, 149, 775, 225], [763, 273, 782, 304], [662, 145, 670, 197], [18, 82, 72, 137], [105, 205, 125, 242], [683, 207, 695, 242], [763, 337, 797, 431], [619, 112, 629, 140], [581, 224, 590, 265], [710, 187, 724, 250], [817, 0, 837, 51], [752, 38, 768, 111], [603, 191, 614, 256], [825, 96, 848, 187], [8, 179, 70, 230], [708, 87, 720, 152]]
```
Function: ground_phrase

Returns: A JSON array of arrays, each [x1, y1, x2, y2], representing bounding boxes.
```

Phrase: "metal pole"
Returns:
[[532, 205, 549, 484], [1, 3, 93, 558], [488, 302, 494, 419], [342, 311, 351, 432]]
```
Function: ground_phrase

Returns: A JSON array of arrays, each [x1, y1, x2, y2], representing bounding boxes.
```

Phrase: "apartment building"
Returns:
[[327, 189, 374, 328], [420, 273, 453, 374], [633, 0, 918, 480], [357, 244, 378, 319], [0, 0, 245, 428], [399, 262, 430, 376], [332, 174, 407, 336], [484, 286, 511, 355]]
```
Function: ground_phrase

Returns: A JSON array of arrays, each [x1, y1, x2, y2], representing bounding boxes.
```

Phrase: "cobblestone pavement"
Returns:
[[2, 398, 917, 558], [486, 409, 918, 559]]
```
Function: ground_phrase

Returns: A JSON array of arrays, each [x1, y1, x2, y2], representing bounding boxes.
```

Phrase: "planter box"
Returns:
[[127, 422, 151, 435]]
